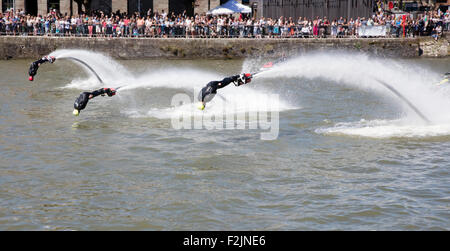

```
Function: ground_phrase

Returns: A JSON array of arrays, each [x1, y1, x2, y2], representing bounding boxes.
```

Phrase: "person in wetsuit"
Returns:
[[198, 73, 252, 110], [436, 72, 450, 86], [73, 88, 117, 116], [28, 55, 56, 81]]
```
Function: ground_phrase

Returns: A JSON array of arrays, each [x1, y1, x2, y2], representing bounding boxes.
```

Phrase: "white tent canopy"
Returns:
[[207, 0, 252, 15]]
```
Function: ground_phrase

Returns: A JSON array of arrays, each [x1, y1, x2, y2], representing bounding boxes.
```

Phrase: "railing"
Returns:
[[0, 23, 448, 38]]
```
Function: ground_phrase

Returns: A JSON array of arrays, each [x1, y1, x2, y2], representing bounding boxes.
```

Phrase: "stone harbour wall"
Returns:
[[0, 36, 448, 60], [419, 32, 450, 58]]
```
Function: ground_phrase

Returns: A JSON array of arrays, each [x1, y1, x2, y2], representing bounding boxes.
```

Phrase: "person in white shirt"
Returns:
[[185, 17, 192, 38], [217, 17, 223, 37], [301, 24, 310, 37]]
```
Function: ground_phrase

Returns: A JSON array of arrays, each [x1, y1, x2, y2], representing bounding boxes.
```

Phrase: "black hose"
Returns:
[[63, 56, 104, 84], [375, 79, 431, 124]]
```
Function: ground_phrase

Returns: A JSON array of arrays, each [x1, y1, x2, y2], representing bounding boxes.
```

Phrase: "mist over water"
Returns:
[[1, 50, 448, 230]]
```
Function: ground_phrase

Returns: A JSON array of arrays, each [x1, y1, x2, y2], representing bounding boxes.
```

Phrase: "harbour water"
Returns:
[[0, 50, 449, 230]]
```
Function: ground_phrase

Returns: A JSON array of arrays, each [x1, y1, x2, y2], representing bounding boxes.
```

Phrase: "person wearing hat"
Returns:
[[28, 55, 56, 81], [197, 73, 252, 110], [73, 88, 117, 116]]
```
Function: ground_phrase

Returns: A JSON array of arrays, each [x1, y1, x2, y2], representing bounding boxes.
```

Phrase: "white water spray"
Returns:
[[255, 52, 450, 138], [50, 49, 131, 89], [51, 49, 295, 119], [50, 49, 450, 138]]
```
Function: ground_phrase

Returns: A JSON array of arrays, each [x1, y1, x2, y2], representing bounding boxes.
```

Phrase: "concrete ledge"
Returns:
[[0, 36, 445, 60], [419, 32, 450, 58]]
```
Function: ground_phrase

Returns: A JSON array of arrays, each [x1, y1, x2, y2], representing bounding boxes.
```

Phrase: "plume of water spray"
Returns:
[[52, 49, 296, 119], [255, 52, 450, 124], [50, 49, 132, 89], [51, 49, 450, 138], [250, 52, 450, 138]]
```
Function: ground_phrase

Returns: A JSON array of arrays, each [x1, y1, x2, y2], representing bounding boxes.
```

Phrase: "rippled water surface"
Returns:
[[0, 52, 449, 230]]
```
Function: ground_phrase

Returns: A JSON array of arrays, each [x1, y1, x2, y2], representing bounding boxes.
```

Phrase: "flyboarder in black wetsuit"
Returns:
[[198, 73, 252, 110], [28, 55, 56, 81], [441, 72, 450, 85], [73, 88, 117, 116], [436, 72, 450, 86]]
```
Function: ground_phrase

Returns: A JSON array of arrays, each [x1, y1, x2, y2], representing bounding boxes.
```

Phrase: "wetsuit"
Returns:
[[28, 56, 55, 78], [198, 75, 241, 103], [74, 88, 116, 112], [437, 73, 450, 85]]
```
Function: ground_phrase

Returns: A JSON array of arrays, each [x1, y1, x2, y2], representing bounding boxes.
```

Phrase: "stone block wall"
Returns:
[[153, 0, 169, 14], [0, 36, 431, 61], [112, 0, 128, 13], [419, 32, 450, 58]]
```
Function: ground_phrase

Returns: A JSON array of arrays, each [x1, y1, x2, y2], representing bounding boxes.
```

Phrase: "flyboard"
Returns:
[[437, 79, 449, 86]]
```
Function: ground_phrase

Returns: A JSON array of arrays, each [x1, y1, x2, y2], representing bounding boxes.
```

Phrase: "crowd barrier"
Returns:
[[0, 22, 447, 38], [358, 25, 387, 37]]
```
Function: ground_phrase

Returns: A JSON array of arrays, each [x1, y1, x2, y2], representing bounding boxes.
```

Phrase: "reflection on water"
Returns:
[[0, 54, 449, 230]]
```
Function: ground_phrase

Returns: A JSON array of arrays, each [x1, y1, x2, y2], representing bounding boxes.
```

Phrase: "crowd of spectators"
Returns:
[[0, 6, 448, 39]]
